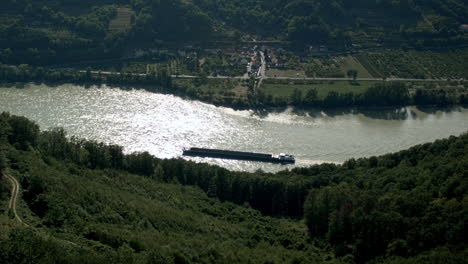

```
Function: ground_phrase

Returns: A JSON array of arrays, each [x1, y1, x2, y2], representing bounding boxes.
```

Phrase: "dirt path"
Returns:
[[4, 174, 29, 227], [2, 173, 84, 248]]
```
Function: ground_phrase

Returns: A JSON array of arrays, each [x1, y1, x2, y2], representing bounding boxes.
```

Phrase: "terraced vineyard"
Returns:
[[108, 7, 134, 33], [357, 49, 468, 79]]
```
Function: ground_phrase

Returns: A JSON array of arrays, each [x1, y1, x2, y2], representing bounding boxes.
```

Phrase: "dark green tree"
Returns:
[[304, 88, 319, 106], [0, 147, 6, 171], [347, 69, 358, 80], [291, 88, 303, 105]]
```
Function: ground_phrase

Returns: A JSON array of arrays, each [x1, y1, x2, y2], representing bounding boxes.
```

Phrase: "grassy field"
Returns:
[[338, 56, 373, 78], [266, 69, 307, 78], [355, 53, 384, 78], [108, 7, 134, 32], [302, 56, 373, 78], [260, 80, 377, 99]]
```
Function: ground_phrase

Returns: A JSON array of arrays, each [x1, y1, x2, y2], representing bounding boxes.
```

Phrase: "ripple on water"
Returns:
[[0, 83, 467, 172]]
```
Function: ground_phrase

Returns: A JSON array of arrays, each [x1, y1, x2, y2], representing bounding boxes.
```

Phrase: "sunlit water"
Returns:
[[0, 83, 467, 172]]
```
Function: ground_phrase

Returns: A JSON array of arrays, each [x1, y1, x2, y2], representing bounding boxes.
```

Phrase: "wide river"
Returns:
[[0, 83, 467, 172]]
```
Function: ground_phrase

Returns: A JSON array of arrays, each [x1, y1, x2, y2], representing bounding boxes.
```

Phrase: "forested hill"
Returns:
[[195, 0, 468, 45], [1, 0, 468, 65], [0, 112, 467, 263], [303, 133, 468, 262]]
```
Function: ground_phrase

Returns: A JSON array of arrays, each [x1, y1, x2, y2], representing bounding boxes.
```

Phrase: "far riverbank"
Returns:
[[1, 63, 467, 110]]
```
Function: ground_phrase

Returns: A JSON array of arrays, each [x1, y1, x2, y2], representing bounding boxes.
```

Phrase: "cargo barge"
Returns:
[[183, 147, 295, 164]]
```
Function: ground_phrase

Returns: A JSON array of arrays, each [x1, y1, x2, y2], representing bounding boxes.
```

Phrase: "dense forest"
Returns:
[[1, 0, 467, 65], [1, 0, 467, 263], [0, 113, 467, 263]]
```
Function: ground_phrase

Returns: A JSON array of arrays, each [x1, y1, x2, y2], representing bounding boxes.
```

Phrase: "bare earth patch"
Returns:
[[231, 84, 249, 97]]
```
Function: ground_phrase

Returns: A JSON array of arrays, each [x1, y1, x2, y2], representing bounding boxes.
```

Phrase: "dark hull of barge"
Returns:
[[182, 148, 295, 164]]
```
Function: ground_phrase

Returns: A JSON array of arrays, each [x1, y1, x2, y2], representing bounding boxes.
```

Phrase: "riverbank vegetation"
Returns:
[[0, 113, 467, 263], [1, 64, 467, 110], [0, 63, 252, 109], [258, 79, 468, 108]]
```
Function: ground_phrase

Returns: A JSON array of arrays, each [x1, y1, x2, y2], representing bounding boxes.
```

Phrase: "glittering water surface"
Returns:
[[0, 83, 467, 172]]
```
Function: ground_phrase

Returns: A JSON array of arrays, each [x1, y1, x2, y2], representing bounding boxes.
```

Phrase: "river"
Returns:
[[0, 83, 467, 172]]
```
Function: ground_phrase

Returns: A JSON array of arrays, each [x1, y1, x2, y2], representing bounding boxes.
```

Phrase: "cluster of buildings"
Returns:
[[131, 47, 198, 60], [129, 43, 331, 76]]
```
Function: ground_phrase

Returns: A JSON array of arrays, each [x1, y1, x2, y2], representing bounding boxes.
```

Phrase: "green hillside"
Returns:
[[0, 113, 336, 263], [0, 112, 467, 263], [0, 152, 331, 263], [195, 0, 468, 45], [1, 0, 468, 65]]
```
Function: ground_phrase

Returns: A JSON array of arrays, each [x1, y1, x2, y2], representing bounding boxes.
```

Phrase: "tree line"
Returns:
[[0, 112, 310, 216], [0, 63, 172, 90], [1, 112, 467, 262], [303, 134, 468, 262], [256, 82, 467, 108], [2, 64, 467, 110]]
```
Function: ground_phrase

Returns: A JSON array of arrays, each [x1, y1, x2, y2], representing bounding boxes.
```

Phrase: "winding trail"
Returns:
[[4, 174, 29, 227], [2, 173, 83, 248]]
